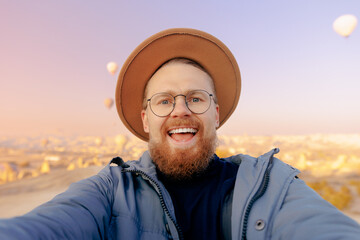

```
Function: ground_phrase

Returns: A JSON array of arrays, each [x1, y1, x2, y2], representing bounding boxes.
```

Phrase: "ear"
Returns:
[[215, 104, 220, 128], [141, 109, 149, 133]]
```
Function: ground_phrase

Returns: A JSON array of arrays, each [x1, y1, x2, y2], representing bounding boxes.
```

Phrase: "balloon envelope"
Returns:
[[104, 98, 114, 109], [107, 62, 118, 75], [333, 14, 358, 37]]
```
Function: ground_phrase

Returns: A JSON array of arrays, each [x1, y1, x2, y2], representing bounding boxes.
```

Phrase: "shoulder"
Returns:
[[271, 176, 360, 239], [95, 151, 158, 195], [225, 148, 298, 180]]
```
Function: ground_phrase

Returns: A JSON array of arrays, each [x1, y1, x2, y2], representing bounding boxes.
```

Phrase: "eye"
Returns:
[[191, 98, 201, 103], [151, 93, 174, 107], [155, 97, 173, 105], [187, 91, 208, 104]]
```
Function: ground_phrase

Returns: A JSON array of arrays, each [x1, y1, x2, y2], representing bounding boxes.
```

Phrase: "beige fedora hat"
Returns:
[[116, 28, 241, 141]]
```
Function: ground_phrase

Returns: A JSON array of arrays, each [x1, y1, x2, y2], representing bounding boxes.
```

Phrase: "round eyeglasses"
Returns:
[[147, 90, 214, 117]]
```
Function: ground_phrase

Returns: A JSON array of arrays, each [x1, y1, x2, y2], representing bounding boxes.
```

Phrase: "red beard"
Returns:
[[148, 117, 218, 181]]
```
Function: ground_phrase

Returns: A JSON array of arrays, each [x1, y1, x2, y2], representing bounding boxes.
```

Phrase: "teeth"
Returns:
[[168, 128, 198, 134]]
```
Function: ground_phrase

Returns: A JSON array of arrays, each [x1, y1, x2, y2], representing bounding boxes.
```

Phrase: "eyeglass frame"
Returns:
[[146, 89, 215, 117]]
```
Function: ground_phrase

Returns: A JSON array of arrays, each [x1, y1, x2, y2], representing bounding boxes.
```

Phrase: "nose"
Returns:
[[170, 96, 191, 117]]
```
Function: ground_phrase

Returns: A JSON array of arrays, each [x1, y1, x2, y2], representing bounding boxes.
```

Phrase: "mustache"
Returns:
[[162, 118, 201, 132]]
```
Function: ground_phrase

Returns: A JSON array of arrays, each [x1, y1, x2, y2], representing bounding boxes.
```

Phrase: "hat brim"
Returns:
[[116, 28, 241, 141]]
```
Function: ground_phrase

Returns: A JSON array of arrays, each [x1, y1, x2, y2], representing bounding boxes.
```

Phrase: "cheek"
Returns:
[[199, 116, 217, 133], [206, 109, 219, 129], [148, 117, 166, 135]]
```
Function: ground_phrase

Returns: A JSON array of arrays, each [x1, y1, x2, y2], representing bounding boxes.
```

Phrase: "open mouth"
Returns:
[[168, 128, 198, 142]]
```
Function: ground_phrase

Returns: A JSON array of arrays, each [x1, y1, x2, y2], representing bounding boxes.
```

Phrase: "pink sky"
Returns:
[[1, 1, 359, 138]]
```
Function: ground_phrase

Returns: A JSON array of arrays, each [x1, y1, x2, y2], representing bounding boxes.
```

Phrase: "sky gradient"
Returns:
[[1, 1, 359, 137]]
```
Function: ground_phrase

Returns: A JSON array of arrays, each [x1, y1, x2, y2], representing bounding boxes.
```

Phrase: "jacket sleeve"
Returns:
[[0, 165, 115, 240], [272, 177, 360, 240]]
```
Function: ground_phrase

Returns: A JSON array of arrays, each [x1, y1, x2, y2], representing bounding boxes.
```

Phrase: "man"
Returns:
[[0, 28, 359, 239]]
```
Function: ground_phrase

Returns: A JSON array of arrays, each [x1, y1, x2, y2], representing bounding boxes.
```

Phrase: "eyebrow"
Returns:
[[160, 89, 178, 96], [151, 89, 210, 96], [148, 90, 181, 98]]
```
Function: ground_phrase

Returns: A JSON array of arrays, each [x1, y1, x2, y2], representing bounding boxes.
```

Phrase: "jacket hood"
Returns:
[[122, 151, 158, 179]]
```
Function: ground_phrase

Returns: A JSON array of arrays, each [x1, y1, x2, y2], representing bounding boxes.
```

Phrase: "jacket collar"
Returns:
[[125, 151, 158, 178]]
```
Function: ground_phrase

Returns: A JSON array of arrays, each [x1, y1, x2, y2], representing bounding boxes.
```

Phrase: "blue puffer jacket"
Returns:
[[0, 149, 359, 239]]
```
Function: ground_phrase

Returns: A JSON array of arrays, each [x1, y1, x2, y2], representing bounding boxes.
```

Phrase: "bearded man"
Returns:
[[144, 58, 219, 181], [1, 28, 359, 240]]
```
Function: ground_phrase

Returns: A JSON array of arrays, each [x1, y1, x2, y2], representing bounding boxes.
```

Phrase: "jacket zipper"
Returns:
[[241, 150, 276, 240], [122, 168, 184, 240]]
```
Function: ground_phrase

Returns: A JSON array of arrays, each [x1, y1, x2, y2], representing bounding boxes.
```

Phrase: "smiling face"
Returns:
[[141, 60, 219, 180]]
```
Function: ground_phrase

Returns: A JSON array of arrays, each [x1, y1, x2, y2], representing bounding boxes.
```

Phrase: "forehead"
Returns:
[[145, 62, 214, 96]]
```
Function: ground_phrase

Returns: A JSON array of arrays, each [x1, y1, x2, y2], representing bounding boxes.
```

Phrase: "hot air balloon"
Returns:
[[333, 14, 358, 38], [107, 62, 118, 75], [104, 98, 114, 109]]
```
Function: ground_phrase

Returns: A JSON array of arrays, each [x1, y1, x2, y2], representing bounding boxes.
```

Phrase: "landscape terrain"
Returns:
[[1, 134, 359, 223]]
